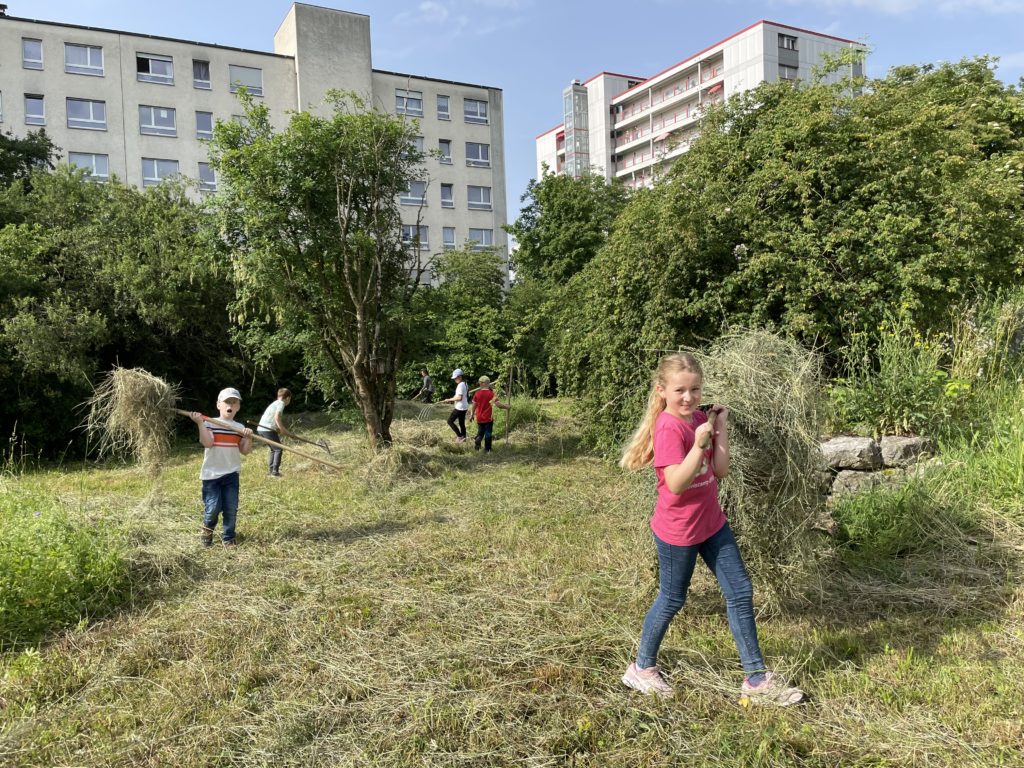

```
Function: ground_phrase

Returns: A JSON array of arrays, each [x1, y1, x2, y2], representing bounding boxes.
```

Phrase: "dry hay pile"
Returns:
[[85, 367, 179, 476], [701, 330, 828, 602]]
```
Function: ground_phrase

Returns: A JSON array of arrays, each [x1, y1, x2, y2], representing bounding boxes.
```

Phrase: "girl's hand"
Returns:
[[694, 422, 714, 449], [711, 405, 729, 431]]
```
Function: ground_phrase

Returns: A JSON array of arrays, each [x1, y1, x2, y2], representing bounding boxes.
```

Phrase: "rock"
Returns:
[[819, 436, 882, 471], [880, 435, 935, 468], [829, 469, 883, 498]]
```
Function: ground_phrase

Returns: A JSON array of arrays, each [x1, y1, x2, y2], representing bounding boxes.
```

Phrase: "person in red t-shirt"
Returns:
[[468, 375, 509, 452], [617, 352, 805, 707]]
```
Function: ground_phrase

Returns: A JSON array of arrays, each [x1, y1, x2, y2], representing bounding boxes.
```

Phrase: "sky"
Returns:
[[15, 0, 1024, 221]]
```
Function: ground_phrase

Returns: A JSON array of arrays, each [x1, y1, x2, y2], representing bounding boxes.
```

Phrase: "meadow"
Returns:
[[1, 399, 1022, 767]]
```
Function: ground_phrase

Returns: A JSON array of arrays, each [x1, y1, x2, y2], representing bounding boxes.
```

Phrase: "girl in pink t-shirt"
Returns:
[[618, 352, 804, 706]]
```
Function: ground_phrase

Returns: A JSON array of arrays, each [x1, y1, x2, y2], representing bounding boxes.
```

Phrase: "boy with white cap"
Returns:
[[189, 387, 254, 547], [441, 368, 469, 443]]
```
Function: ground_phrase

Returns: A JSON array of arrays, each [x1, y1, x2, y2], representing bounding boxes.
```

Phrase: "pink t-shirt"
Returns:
[[650, 409, 726, 546]]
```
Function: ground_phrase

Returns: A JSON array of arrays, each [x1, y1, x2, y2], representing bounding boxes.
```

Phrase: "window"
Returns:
[[779, 34, 798, 50], [441, 183, 454, 208], [395, 89, 423, 117], [443, 227, 456, 250], [400, 180, 427, 205], [139, 105, 177, 136], [141, 158, 179, 187], [22, 39, 43, 70], [198, 162, 217, 192], [229, 65, 263, 96], [196, 111, 213, 140], [69, 152, 109, 181], [193, 60, 211, 89], [467, 185, 492, 210], [67, 98, 106, 130], [137, 53, 173, 84], [465, 142, 490, 168], [65, 44, 103, 76], [779, 64, 798, 81], [437, 94, 450, 120], [468, 228, 493, 249], [404, 135, 424, 159], [464, 98, 488, 124], [401, 224, 429, 250], [438, 139, 452, 164], [25, 94, 45, 126]]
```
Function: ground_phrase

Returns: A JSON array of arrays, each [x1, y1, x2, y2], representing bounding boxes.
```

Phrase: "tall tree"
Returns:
[[209, 92, 425, 447]]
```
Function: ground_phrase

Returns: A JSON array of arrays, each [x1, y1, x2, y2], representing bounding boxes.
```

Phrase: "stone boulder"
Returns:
[[829, 470, 883, 498], [820, 436, 882, 471], [880, 435, 935, 468]]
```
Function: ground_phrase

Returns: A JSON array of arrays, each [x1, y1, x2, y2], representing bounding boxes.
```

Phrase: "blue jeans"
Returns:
[[257, 428, 282, 474], [474, 420, 494, 451], [635, 522, 766, 673], [202, 471, 240, 542]]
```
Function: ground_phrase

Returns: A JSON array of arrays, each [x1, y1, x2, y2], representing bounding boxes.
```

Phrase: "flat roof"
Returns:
[[372, 69, 501, 93], [2, 14, 294, 59], [536, 123, 564, 140]]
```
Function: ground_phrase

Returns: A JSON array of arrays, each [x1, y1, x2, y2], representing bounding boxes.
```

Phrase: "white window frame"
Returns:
[[438, 139, 452, 164], [25, 94, 45, 126], [193, 59, 212, 90], [779, 34, 798, 51], [468, 228, 494, 250], [442, 226, 456, 251], [400, 180, 428, 206], [0, 92, 4, 123], [437, 94, 450, 120], [198, 162, 217, 192], [69, 152, 109, 181], [139, 105, 177, 137], [467, 185, 492, 211], [229, 64, 264, 96], [141, 157, 179, 187], [64, 44, 104, 76], [465, 142, 490, 168], [66, 98, 107, 131], [22, 39, 43, 70], [196, 111, 214, 140], [137, 53, 174, 85], [401, 224, 429, 250], [396, 89, 423, 117], [441, 183, 454, 209], [464, 98, 489, 125]]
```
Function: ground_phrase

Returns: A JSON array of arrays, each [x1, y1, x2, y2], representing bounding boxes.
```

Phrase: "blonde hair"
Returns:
[[619, 352, 703, 470]]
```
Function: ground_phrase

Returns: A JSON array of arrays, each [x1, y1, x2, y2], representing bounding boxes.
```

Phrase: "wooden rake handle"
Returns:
[[174, 409, 345, 471]]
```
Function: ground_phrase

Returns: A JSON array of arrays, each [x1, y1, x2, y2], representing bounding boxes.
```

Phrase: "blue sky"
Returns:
[[18, 0, 1024, 220]]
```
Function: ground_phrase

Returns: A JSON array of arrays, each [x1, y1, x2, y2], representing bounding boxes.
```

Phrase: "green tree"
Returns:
[[209, 92, 425, 447]]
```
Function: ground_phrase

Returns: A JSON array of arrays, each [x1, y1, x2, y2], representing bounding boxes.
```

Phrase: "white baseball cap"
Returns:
[[217, 387, 242, 402], [451, 368, 463, 379]]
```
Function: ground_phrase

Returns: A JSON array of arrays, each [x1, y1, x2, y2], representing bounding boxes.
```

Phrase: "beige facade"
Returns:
[[0, 3, 507, 272], [537, 20, 865, 188]]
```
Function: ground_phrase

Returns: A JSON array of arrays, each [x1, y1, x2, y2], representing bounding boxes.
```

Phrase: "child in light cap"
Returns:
[[189, 387, 254, 547], [469, 375, 509, 452]]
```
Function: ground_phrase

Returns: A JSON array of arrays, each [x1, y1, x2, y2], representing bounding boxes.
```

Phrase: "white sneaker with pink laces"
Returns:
[[622, 662, 673, 698]]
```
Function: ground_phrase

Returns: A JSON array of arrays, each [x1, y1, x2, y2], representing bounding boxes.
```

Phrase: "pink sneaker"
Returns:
[[621, 662, 673, 698], [740, 672, 805, 706]]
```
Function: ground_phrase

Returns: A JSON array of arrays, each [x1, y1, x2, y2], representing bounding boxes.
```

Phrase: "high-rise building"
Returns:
[[0, 3, 507, 275], [536, 20, 865, 189]]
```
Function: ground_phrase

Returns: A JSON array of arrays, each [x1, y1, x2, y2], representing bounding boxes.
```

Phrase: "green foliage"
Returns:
[[209, 91, 423, 446], [0, 169, 238, 456], [0, 490, 131, 649], [0, 128, 57, 208], [551, 58, 1024, 450]]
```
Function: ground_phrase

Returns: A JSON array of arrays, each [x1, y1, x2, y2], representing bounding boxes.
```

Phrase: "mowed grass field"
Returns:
[[1, 401, 1022, 767]]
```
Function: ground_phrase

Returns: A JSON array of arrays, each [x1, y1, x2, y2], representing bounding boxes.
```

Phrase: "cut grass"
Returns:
[[0, 400, 1022, 767]]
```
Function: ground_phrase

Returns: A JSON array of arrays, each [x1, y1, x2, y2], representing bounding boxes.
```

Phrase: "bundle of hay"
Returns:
[[701, 329, 828, 603], [85, 367, 180, 476]]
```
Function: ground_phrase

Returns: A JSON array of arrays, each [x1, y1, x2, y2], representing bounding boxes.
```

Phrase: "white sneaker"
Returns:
[[740, 672, 805, 707], [622, 662, 673, 698]]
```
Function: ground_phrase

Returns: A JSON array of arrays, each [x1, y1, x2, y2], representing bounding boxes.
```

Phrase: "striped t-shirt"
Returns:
[[199, 418, 245, 480]]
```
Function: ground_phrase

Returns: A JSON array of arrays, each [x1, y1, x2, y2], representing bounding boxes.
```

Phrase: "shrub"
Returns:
[[0, 488, 131, 649]]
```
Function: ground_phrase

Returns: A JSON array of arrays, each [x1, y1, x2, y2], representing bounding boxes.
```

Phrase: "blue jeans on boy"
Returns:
[[202, 471, 240, 542], [474, 420, 494, 451], [636, 522, 766, 673]]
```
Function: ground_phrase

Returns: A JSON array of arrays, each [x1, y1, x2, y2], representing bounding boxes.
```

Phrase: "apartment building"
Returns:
[[536, 20, 865, 189], [0, 3, 507, 273]]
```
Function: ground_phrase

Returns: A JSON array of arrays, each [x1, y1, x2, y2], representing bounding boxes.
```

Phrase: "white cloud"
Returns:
[[770, 0, 1024, 13], [995, 50, 1024, 71], [395, 1, 452, 27]]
